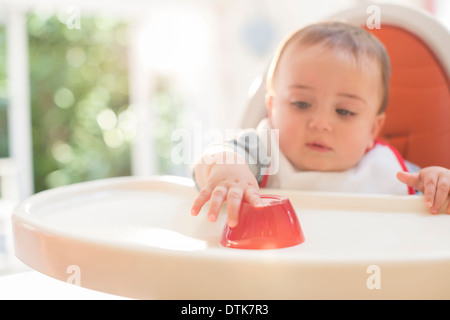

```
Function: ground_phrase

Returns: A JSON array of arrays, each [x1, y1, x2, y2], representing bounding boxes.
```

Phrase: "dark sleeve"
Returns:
[[191, 129, 271, 188], [223, 129, 271, 185]]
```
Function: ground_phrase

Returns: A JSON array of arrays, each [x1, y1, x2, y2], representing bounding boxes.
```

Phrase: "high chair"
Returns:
[[240, 3, 450, 169]]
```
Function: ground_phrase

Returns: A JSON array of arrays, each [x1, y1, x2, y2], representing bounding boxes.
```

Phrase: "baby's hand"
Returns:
[[397, 166, 450, 214], [191, 152, 262, 227]]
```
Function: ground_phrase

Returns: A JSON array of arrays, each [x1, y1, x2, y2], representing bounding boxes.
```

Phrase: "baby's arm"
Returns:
[[191, 150, 262, 227], [397, 166, 450, 214]]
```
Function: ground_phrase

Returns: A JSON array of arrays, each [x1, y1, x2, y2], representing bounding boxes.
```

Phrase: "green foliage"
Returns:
[[1, 12, 186, 193], [28, 13, 131, 192], [0, 25, 8, 158], [151, 75, 188, 176]]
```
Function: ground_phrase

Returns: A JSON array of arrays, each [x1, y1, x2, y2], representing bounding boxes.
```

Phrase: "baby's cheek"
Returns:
[[279, 126, 302, 149], [280, 119, 304, 139], [340, 138, 370, 167]]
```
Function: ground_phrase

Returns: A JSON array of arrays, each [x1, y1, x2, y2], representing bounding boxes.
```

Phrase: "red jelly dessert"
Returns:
[[220, 195, 305, 249]]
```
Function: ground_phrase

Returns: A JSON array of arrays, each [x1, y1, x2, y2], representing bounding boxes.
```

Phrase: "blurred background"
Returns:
[[0, 0, 448, 274]]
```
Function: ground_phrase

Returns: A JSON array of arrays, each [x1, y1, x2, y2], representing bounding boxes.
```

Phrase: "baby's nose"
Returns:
[[308, 113, 333, 132]]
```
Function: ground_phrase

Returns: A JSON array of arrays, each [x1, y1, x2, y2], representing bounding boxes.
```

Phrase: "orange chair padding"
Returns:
[[366, 25, 450, 169]]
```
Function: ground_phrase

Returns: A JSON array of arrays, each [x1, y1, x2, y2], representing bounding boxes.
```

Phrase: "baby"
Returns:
[[190, 22, 450, 227]]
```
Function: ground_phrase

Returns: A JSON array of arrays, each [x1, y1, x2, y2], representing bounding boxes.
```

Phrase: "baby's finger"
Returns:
[[431, 176, 450, 214], [423, 171, 438, 212], [191, 186, 212, 216], [226, 187, 244, 228], [207, 185, 227, 222], [396, 171, 420, 189], [244, 186, 263, 207]]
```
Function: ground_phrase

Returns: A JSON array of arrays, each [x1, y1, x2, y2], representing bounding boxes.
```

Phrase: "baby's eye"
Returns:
[[336, 108, 356, 117], [292, 101, 311, 109]]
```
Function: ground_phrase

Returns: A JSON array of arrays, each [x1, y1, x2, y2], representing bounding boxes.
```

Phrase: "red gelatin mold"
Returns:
[[220, 195, 305, 249]]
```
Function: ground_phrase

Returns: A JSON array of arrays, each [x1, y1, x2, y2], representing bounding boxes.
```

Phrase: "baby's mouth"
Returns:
[[306, 142, 332, 152]]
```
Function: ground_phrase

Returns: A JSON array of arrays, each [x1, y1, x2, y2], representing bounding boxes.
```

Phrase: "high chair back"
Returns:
[[240, 3, 450, 169]]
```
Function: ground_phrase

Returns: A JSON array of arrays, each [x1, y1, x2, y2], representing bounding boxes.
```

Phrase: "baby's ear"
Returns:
[[265, 93, 274, 119], [371, 112, 386, 140]]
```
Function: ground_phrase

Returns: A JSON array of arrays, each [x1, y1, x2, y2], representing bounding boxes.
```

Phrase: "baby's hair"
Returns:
[[266, 21, 391, 114]]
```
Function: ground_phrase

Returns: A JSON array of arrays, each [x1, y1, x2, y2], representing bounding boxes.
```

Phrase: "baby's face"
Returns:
[[267, 43, 385, 172]]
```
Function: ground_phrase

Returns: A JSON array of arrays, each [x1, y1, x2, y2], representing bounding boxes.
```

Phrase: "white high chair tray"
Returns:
[[12, 176, 450, 299]]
